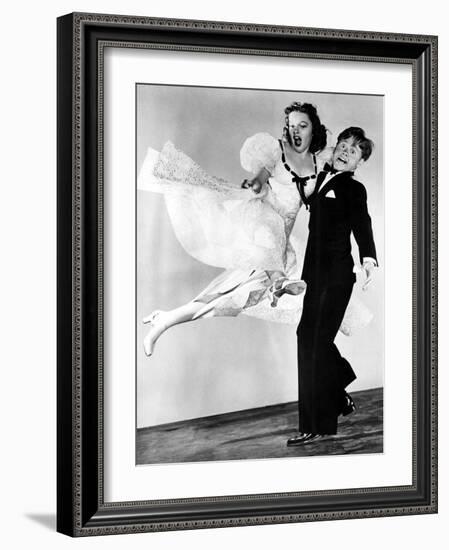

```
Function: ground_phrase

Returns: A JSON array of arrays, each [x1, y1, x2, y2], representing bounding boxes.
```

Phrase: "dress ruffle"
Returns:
[[138, 141, 288, 272]]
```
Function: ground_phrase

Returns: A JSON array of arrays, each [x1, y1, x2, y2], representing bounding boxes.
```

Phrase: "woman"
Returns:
[[138, 102, 371, 356]]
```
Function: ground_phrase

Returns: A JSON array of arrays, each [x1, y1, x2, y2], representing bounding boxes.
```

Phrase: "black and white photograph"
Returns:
[[136, 84, 384, 464]]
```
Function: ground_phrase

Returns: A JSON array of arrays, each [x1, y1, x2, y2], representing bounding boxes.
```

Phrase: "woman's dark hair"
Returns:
[[337, 126, 374, 161], [283, 102, 327, 153]]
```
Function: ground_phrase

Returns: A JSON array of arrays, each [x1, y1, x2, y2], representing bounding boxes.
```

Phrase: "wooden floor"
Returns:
[[137, 387, 383, 464]]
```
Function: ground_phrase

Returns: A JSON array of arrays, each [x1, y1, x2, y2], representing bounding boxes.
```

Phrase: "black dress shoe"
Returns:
[[286, 433, 310, 446], [340, 392, 356, 416], [287, 433, 326, 446]]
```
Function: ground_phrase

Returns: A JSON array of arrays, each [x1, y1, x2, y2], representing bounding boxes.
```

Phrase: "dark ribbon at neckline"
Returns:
[[293, 174, 312, 209], [278, 139, 317, 210]]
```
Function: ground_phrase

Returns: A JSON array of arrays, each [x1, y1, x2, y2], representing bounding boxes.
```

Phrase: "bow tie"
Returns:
[[322, 162, 338, 174]]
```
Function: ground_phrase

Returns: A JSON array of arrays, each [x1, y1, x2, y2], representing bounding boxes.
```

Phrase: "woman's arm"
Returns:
[[240, 133, 280, 197]]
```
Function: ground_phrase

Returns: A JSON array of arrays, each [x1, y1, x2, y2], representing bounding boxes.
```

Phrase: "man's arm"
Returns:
[[350, 183, 377, 289], [350, 183, 377, 261]]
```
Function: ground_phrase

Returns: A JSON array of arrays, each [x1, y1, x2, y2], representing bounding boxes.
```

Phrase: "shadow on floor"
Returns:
[[25, 513, 56, 531]]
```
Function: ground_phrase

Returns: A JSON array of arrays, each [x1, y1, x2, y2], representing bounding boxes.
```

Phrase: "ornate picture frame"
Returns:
[[57, 12, 437, 536]]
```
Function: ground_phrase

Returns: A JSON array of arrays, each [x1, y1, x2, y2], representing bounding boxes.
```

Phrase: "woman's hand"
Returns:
[[241, 177, 263, 194], [241, 167, 271, 194]]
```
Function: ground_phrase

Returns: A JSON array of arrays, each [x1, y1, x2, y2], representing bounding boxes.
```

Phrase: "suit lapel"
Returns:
[[317, 173, 337, 198], [318, 171, 351, 198], [316, 170, 328, 189]]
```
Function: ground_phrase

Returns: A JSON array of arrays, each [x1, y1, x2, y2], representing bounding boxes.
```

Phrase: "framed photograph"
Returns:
[[57, 12, 437, 536]]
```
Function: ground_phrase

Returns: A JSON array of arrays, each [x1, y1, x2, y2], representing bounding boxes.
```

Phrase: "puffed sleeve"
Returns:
[[240, 133, 281, 175]]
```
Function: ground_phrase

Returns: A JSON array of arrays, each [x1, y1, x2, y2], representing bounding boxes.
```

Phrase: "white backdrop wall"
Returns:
[[1, 1, 446, 549]]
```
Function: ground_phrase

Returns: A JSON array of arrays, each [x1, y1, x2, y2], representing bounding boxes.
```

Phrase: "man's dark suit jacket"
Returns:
[[301, 171, 377, 286]]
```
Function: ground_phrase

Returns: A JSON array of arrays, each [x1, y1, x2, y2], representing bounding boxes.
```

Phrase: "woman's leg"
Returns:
[[143, 301, 204, 356]]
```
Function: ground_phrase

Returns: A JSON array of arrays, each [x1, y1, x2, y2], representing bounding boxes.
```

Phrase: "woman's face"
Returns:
[[287, 111, 313, 153]]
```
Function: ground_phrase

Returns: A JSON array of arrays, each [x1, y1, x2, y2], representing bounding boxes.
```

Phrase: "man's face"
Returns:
[[332, 137, 364, 172], [287, 111, 313, 153]]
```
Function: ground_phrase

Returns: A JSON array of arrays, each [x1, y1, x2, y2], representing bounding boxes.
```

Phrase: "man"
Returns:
[[287, 126, 377, 446]]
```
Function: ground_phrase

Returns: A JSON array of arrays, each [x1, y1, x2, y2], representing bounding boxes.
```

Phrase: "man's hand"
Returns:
[[362, 260, 376, 291]]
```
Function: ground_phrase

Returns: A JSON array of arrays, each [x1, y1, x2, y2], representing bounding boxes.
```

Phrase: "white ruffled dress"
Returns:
[[138, 133, 372, 334]]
